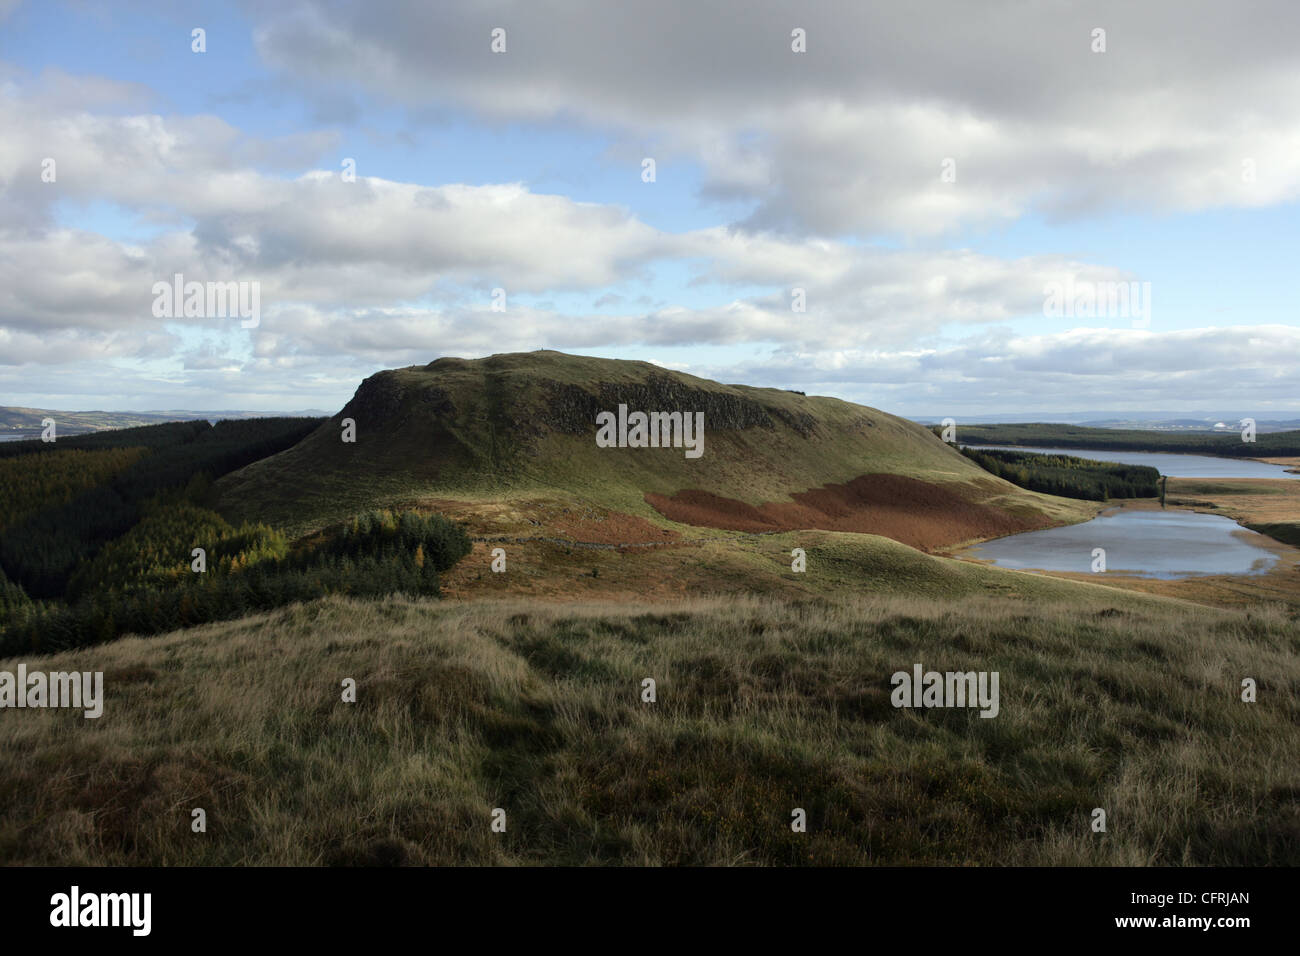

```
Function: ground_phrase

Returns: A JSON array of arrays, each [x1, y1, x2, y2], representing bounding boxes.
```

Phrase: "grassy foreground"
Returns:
[[1, 593, 1297, 866]]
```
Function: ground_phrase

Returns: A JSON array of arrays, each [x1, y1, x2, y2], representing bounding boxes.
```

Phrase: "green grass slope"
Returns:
[[460, 525, 1189, 609], [216, 350, 1084, 535]]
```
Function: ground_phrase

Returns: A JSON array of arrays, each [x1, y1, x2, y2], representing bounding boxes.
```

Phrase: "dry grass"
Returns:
[[1167, 476, 1300, 528], [1, 592, 1296, 866]]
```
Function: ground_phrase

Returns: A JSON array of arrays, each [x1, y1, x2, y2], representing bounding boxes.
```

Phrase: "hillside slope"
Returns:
[[3, 592, 1295, 866], [216, 351, 1088, 544]]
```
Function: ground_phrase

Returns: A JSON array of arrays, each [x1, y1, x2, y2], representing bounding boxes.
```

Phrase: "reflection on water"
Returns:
[[965, 508, 1285, 579], [963, 444, 1298, 480]]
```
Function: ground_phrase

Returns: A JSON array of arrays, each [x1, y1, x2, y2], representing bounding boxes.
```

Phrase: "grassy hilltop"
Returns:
[[216, 350, 1088, 543]]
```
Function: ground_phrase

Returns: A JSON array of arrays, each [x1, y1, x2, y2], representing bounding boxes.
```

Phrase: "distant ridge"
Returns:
[[0, 406, 332, 438], [912, 412, 1300, 432]]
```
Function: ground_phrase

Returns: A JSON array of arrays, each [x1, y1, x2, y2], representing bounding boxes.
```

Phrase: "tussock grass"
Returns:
[[1, 594, 1296, 866]]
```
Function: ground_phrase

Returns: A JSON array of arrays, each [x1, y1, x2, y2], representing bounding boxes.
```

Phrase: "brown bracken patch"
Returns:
[[646, 473, 1051, 551], [547, 508, 680, 546]]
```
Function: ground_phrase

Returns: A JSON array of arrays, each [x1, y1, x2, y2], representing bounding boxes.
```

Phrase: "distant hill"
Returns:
[[215, 350, 1085, 548], [0, 405, 331, 438], [0, 406, 192, 436], [912, 413, 1300, 432], [954, 422, 1300, 457]]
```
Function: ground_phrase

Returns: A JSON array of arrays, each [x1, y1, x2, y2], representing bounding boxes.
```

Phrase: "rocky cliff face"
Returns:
[[341, 367, 824, 444], [541, 378, 820, 437], [338, 372, 456, 432]]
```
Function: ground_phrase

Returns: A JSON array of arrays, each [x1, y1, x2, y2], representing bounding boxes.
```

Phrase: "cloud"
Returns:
[[2, 77, 1147, 352], [0, 72, 338, 230], [5, 25, 1295, 415], [715, 326, 1300, 415], [0, 212, 1143, 356], [252, 0, 1300, 236]]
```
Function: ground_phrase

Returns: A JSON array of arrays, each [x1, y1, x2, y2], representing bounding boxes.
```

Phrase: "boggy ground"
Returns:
[[416, 484, 1300, 612], [384, 470, 1300, 615], [1165, 475, 1300, 547], [411, 490, 1110, 605], [407, 467, 1094, 603]]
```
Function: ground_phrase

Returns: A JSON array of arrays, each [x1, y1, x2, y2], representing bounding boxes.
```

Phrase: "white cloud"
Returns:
[[253, 0, 1300, 236], [2, 76, 1148, 354], [717, 326, 1300, 415], [5, 11, 1297, 416]]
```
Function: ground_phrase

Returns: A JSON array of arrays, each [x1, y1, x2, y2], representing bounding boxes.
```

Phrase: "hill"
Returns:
[[216, 351, 1090, 547], [0, 406, 189, 437]]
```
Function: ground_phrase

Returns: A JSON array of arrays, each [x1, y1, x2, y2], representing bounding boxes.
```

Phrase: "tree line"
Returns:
[[959, 447, 1161, 500], [0, 417, 322, 598], [0, 505, 471, 657], [952, 423, 1300, 458], [0, 415, 475, 655]]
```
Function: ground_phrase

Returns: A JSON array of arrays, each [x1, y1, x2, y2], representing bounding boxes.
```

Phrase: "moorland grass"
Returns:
[[0, 592, 1295, 866]]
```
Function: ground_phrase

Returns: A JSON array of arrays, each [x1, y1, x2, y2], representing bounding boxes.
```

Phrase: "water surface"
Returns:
[[964, 507, 1284, 579]]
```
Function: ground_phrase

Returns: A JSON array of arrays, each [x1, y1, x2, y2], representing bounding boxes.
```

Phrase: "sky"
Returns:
[[1, 0, 1298, 418]]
